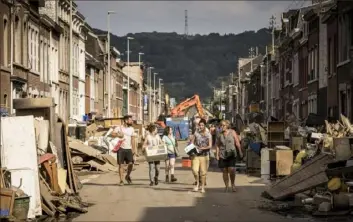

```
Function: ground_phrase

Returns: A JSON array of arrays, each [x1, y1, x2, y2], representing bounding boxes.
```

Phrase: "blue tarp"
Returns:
[[166, 117, 190, 140]]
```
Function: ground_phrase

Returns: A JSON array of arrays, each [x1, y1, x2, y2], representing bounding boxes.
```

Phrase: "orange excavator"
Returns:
[[155, 94, 204, 129], [170, 94, 204, 118]]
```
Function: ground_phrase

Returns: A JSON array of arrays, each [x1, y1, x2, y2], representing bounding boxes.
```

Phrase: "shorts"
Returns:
[[218, 158, 236, 169], [167, 154, 176, 159], [117, 148, 133, 165]]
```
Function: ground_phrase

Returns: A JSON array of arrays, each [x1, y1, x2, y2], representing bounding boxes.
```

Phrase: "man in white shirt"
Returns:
[[112, 115, 137, 185]]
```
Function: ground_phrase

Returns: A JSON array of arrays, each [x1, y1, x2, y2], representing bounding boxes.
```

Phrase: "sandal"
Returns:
[[193, 186, 199, 192]]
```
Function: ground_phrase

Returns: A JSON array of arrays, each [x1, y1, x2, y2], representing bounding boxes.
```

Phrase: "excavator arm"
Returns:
[[170, 95, 205, 117]]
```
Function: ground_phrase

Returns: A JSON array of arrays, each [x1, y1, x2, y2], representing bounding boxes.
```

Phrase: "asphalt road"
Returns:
[[73, 141, 307, 222]]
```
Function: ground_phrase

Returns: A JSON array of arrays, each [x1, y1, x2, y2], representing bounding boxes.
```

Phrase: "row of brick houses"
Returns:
[[0, 0, 146, 122], [226, 0, 352, 123]]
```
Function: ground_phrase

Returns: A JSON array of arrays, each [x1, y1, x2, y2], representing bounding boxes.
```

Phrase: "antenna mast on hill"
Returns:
[[184, 9, 189, 38]]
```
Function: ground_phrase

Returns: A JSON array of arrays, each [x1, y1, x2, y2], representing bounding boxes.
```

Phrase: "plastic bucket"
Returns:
[[12, 196, 30, 220], [182, 157, 191, 168]]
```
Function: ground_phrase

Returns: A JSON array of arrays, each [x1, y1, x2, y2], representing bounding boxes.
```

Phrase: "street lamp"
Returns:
[[158, 78, 163, 116], [138, 52, 144, 67], [138, 52, 144, 121], [127, 36, 134, 115], [148, 67, 154, 122], [106, 11, 115, 118], [153, 72, 158, 121]]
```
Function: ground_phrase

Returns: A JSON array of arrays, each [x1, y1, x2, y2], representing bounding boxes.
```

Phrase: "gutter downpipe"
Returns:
[[10, 4, 14, 115]]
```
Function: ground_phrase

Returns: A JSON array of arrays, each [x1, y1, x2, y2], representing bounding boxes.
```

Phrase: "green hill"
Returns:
[[93, 28, 271, 101]]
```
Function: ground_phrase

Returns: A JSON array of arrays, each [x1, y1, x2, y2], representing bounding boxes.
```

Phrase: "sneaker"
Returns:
[[125, 175, 132, 184], [154, 177, 159, 185], [150, 181, 154, 186], [171, 175, 177, 182], [119, 181, 124, 186], [201, 188, 205, 193]]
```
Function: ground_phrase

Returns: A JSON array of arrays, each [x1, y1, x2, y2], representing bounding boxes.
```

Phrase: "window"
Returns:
[[338, 14, 349, 63], [308, 94, 317, 114], [3, 94, 8, 108], [292, 53, 299, 85], [308, 47, 318, 81], [293, 99, 300, 119], [14, 16, 21, 63], [3, 17, 8, 66], [40, 40, 43, 81], [339, 85, 352, 119], [73, 88, 79, 116], [28, 26, 39, 72], [23, 22, 27, 66], [328, 38, 334, 75]]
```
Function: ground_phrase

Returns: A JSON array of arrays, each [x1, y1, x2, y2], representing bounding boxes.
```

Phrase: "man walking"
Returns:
[[112, 115, 137, 186]]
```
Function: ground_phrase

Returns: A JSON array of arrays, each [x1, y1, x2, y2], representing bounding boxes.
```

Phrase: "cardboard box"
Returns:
[[145, 145, 168, 162], [276, 150, 293, 176]]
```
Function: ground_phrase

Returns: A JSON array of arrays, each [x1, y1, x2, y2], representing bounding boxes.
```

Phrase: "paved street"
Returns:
[[73, 142, 307, 222]]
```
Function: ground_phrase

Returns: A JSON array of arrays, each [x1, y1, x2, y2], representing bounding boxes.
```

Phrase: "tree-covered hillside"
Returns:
[[93, 28, 271, 101]]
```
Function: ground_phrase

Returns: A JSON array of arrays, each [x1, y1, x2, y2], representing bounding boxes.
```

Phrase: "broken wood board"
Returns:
[[264, 153, 334, 200], [87, 160, 118, 172], [57, 168, 67, 193], [61, 118, 79, 193], [0, 188, 15, 217], [0, 116, 42, 218], [69, 140, 104, 161], [39, 176, 57, 213], [101, 154, 118, 167]]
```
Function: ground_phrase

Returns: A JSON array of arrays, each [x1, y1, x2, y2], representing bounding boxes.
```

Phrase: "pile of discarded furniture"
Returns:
[[68, 118, 145, 173], [0, 98, 87, 220], [260, 114, 353, 217]]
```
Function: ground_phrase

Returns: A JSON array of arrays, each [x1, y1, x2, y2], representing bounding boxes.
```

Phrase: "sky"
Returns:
[[77, 1, 310, 36]]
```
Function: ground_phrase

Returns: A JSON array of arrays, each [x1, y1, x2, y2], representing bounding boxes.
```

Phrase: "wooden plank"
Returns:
[[265, 153, 333, 200], [57, 117, 75, 193], [87, 160, 118, 172], [69, 140, 104, 160], [0, 188, 15, 217]]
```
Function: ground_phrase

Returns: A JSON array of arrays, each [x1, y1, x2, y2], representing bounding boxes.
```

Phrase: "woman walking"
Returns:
[[143, 124, 163, 186], [162, 126, 178, 183], [216, 120, 242, 192], [190, 118, 212, 193]]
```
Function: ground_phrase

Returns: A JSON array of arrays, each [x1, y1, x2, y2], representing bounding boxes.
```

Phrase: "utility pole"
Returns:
[[153, 73, 158, 121], [107, 11, 115, 118], [158, 78, 163, 117], [266, 46, 269, 121], [69, 0, 73, 121], [148, 67, 154, 123], [237, 63, 240, 116], [127, 36, 134, 115], [268, 15, 276, 120], [270, 15, 276, 55], [138, 52, 144, 122]]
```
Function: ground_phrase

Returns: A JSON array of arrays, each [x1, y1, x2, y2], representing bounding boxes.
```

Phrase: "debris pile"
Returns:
[[260, 115, 353, 217], [69, 138, 118, 172], [0, 98, 88, 220]]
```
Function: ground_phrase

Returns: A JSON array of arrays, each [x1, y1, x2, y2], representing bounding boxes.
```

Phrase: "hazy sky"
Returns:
[[77, 1, 309, 36]]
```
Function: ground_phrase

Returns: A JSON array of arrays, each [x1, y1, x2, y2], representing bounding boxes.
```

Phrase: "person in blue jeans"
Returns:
[[162, 126, 178, 183]]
